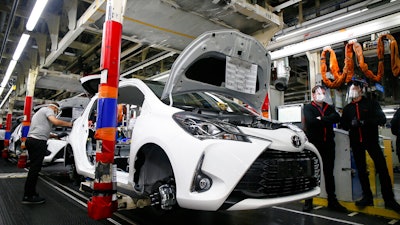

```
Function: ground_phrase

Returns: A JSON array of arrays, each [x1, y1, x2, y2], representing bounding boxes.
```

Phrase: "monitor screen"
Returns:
[[277, 104, 303, 123]]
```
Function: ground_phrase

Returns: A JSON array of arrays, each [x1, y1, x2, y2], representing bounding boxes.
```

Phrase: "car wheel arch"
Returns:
[[134, 143, 175, 193], [64, 144, 75, 165]]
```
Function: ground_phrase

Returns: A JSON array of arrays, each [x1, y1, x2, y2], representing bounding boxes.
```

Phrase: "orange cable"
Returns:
[[320, 48, 348, 88]]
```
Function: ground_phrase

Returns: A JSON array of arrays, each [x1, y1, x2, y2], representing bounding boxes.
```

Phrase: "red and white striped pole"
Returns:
[[17, 95, 33, 168], [87, 0, 126, 220], [21, 96, 33, 147], [2, 113, 12, 159]]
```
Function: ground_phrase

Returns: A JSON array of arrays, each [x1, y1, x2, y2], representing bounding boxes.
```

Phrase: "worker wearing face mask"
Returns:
[[22, 102, 73, 204], [341, 79, 400, 212], [302, 85, 347, 212]]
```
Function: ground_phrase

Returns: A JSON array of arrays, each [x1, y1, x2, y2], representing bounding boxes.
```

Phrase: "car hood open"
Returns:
[[80, 74, 101, 96], [161, 29, 271, 113]]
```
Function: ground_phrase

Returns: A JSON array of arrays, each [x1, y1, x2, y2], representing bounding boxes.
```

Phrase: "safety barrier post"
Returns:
[[2, 113, 12, 159], [87, 0, 126, 220], [21, 96, 32, 148], [17, 96, 33, 168]]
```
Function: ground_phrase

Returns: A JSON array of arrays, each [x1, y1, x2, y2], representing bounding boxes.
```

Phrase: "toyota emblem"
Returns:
[[291, 135, 301, 148]]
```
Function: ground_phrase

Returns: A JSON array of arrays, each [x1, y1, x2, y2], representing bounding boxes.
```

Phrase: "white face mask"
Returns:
[[315, 93, 325, 103], [313, 87, 326, 103], [348, 90, 359, 98]]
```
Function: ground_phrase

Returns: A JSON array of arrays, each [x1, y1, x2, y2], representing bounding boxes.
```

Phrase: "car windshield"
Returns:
[[143, 80, 165, 98], [144, 80, 257, 116]]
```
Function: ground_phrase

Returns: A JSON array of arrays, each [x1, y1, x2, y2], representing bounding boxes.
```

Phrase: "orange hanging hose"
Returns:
[[343, 43, 355, 83], [379, 34, 400, 76], [352, 34, 400, 82], [321, 34, 400, 86], [352, 41, 384, 82], [320, 47, 349, 88]]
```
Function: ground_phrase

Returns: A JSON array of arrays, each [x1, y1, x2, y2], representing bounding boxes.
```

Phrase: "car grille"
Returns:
[[232, 149, 321, 199]]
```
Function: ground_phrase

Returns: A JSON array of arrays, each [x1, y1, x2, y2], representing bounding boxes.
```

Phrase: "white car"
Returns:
[[65, 30, 322, 211], [8, 96, 89, 165], [8, 122, 22, 156], [9, 121, 69, 165]]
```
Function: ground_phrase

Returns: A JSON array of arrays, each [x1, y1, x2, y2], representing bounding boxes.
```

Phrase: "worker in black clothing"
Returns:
[[391, 108, 400, 163], [302, 85, 347, 212], [341, 79, 400, 212]]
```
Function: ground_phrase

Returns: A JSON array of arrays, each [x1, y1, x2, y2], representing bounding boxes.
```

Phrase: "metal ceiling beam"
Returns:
[[35, 69, 82, 93], [121, 51, 176, 77], [121, 43, 143, 60], [42, 0, 106, 68], [0, 0, 18, 64], [85, 24, 182, 54], [48, 90, 66, 100], [39, 68, 80, 79], [65, 38, 102, 72], [273, 0, 301, 12]]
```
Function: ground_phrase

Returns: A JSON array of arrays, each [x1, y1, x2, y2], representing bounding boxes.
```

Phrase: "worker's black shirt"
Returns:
[[391, 108, 400, 150], [340, 96, 386, 146], [303, 101, 340, 145]]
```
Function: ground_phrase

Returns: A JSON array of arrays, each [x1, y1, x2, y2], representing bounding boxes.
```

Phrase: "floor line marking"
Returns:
[[0, 172, 28, 179], [273, 206, 364, 225], [348, 212, 359, 217]]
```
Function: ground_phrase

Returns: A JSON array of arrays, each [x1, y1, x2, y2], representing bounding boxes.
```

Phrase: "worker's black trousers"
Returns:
[[24, 138, 47, 197], [314, 141, 338, 202], [351, 141, 394, 202]]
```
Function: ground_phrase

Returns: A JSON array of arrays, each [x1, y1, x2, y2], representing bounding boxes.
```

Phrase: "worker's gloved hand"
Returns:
[[351, 119, 364, 127]]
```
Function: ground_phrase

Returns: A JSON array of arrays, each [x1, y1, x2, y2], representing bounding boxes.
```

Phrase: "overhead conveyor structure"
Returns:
[[268, 1, 400, 60]]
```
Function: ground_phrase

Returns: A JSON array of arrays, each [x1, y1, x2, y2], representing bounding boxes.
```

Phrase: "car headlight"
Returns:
[[173, 112, 250, 142]]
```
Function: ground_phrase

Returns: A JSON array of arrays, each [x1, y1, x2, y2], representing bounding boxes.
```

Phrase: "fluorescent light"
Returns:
[[270, 12, 400, 60], [383, 108, 396, 113], [0, 85, 16, 108], [12, 33, 30, 60], [275, 9, 367, 41], [1, 60, 17, 87], [26, 0, 49, 31]]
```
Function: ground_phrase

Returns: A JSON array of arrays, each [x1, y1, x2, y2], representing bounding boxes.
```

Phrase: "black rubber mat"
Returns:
[[0, 158, 109, 225], [1, 156, 398, 225]]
